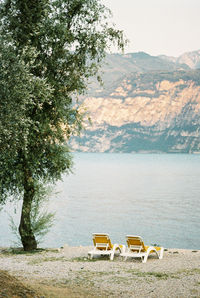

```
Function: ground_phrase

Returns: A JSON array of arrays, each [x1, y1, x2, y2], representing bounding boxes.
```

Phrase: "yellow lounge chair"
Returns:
[[120, 235, 164, 263], [88, 233, 124, 260]]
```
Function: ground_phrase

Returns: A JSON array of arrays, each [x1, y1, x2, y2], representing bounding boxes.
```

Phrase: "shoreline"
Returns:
[[0, 246, 199, 297]]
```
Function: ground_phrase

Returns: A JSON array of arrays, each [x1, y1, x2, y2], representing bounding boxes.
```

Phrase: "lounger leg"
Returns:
[[120, 245, 126, 254], [159, 247, 164, 259], [110, 243, 121, 260], [142, 255, 148, 263], [88, 253, 93, 260], [110, 252, 114, 261]]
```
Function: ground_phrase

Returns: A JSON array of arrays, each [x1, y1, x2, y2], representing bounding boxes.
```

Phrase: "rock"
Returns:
[[70, 70, 200, 153]]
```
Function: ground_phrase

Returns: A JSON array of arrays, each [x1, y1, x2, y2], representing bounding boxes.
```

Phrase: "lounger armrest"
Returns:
[[120, 244, 126, 254], [146, 246, 164, 259], [112, 243, 119, 251]]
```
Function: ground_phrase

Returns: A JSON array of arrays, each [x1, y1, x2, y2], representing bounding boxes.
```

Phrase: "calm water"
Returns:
[[1, 153, 200, 249]]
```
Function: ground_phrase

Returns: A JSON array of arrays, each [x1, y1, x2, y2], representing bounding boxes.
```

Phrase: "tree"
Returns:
[[0, 0, 125, 250]]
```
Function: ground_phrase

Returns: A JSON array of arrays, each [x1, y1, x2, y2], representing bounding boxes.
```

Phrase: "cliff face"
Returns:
[[70, 52, 200, 153]]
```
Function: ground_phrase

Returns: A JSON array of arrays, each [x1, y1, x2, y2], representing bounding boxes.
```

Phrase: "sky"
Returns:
[[102, 0, 200, 57]]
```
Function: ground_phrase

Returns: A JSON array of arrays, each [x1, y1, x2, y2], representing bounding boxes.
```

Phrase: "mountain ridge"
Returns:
[[70, 50, 200, 153], [159, 49, 200, 69]]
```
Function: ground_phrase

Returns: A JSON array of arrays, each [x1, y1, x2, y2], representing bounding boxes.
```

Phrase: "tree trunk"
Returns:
[[19, 169, 37, 251]]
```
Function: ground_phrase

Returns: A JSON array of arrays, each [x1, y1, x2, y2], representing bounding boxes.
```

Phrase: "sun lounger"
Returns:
[[120, 235, 164, 263], [88, 233, 124, 260]]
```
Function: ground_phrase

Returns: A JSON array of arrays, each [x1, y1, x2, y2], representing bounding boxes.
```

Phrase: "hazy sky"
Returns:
[[102, 0, 200, 57]]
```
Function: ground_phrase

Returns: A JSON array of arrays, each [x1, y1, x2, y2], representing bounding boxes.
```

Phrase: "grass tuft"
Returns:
[[28, 256, 65, 265], [0, 247, 46, 255]]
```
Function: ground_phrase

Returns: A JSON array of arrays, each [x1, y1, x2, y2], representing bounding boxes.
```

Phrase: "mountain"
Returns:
[[87, 51, 190, 95], [159, 49, 200, 70], [176, 50, 200, 69], [70, 51, 200, 153]]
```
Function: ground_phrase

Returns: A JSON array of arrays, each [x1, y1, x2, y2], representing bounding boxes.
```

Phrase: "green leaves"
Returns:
[[0, 42, 53, 202], [0, 0, 125, 202]]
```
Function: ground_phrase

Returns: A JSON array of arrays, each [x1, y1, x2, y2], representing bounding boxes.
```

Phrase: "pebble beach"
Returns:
[[0, 245, 200, 297]]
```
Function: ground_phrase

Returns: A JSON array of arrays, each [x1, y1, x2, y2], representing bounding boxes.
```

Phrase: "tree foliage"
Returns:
[[0, 0, 125, 249], [0, 43, 54, 202]]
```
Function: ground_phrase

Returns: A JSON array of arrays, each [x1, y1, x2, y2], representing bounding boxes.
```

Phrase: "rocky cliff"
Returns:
[[70, 51, 200, 153]]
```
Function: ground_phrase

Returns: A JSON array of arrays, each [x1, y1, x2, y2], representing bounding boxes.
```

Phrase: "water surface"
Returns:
[[1, 153, 200, 249]]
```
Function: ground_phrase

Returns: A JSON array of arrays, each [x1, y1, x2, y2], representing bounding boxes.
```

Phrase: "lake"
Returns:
[[1, 153, 200, 249]]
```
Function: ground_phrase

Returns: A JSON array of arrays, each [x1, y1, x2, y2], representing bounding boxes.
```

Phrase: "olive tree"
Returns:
[[0, 0, 125, 250]]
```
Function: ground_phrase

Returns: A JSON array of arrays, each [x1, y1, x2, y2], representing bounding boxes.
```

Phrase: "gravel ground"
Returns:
[[0, 246, 199, 297]]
